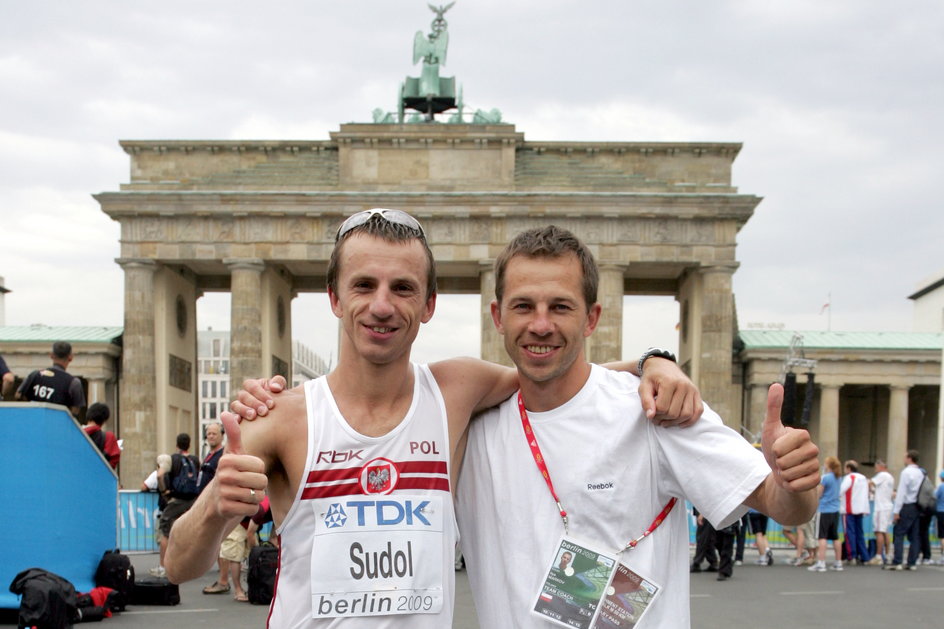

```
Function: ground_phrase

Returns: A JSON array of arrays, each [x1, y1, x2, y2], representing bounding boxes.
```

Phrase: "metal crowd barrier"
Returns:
[[118, 491, 274, 553]]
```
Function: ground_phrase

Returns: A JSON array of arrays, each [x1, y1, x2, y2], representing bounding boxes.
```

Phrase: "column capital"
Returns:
[[819, 382, 843, 390], [224, 258, 266, 272], [598, 263, 627, 273], [889, 383, 913, 392], [698, 262, 740, 275], [115, 257, 157, 270]]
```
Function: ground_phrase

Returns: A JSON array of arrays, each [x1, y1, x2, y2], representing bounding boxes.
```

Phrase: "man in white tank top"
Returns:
[[164, 210, 700, 627]]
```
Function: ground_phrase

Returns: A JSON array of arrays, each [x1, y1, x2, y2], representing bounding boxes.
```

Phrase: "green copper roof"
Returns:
[[739, 330, 943, 351], [0, 325, 123, 344]]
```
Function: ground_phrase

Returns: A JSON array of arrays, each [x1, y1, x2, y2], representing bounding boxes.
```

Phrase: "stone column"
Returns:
[[697, 264, 738, 424], [227, 259, 265, 396], [887, 385, 911, 477], [747, 383, 769, 442], [479, 263, 509, 366], [117, 258, 157, 487], [818, 384, 841, 459], [587, 264, 624, 364]]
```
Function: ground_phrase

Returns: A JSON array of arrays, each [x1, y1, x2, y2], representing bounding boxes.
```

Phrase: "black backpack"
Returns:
[[93, 550, 134, 611], [247, 543, 279, 605], [9, 567, 78, 629], [170, 454, 199, 497]]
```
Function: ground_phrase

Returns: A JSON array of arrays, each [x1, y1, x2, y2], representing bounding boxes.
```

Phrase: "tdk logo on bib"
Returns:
[[324, 503, 348, 528], [324, 499, 432, 530]]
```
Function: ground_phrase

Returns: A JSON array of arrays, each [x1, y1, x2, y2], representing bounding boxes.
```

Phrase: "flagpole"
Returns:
[[827, 291, 832, 332]]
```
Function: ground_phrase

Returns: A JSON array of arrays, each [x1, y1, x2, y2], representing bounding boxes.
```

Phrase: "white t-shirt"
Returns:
[[143, 470, 159, 491], [839, 472, 870, 515], [456, 365, 770, 629], [872, 470, 894, 511]]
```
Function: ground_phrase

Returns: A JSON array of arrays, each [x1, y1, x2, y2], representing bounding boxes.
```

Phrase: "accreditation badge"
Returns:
[[595, 561, 661, 628], [532, 536, 617, 629], [309, 495, 444, 618]]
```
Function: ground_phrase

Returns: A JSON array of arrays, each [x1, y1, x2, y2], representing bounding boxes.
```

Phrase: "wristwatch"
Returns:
[[637, 347, 678, 375]]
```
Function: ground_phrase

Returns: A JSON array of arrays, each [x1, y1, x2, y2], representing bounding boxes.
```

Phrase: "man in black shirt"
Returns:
[[16, 341, 85, 417]]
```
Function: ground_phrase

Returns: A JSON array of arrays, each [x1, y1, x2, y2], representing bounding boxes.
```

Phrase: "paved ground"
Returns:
[[5, 550, 942, 627]]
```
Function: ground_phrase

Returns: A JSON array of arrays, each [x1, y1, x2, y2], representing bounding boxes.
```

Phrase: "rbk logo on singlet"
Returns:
[[301, 456, 450, 501]]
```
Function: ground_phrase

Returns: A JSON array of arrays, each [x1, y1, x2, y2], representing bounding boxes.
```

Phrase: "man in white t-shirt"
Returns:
[[870, 459, 895, 565], [457, 225, 821, 629]]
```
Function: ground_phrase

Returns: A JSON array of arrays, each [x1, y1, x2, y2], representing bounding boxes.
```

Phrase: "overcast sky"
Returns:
[[1, 0, 941, 365]]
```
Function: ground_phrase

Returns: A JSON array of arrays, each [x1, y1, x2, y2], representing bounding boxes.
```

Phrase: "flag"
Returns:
[[819, 302, 830, 315]]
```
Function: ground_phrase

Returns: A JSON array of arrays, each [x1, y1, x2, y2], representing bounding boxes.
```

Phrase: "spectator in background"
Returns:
[[142, 454, 172, 504], [0, 353, 14, 398], [733, 513, 748, 566], [197, 422, 224, 492], [16, 341, 86, 417], [748, 508, 773, 566], [152, 434, 200, 578], [870, 459, 895, 566], [83, 402, 120, 469], [840, 460, 870, 565], [917, 465, 935, 565], [690, 506, 718, 573], [782, 520, 816, 566], [712, 517, 739, 582], [809, 455, 844, 572], [887, 449, 923, 571], [143, 454, 173, 548], [935, 471, 944, 565], [202, 498, 271, 601]]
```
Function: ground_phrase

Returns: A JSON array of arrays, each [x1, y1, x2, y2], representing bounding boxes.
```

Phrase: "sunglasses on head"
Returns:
[[335, 208, 426, 242]]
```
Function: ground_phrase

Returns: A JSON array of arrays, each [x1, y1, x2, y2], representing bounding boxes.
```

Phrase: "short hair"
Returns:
[[907, 449, 920, 464], [326, 212, 436, 300], [86, 402, 110, 425], [176, 433, 191, 451], [824, 455, 841, 476], [875, 459, 886, 468], [844, 460, 858, 473], [494, 225, 599, 310], [204, 421, 222, 436], [52, 341, 72, 359]]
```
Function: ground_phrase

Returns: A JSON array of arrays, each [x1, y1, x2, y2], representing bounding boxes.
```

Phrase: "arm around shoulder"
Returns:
[[430, 357, 518, 415]]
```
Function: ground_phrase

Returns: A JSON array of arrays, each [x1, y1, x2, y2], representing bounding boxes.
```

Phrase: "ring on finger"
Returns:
[[249, 488, 256, 499]]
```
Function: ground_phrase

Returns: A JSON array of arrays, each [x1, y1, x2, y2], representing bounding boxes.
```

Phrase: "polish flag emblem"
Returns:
[[359, 458, 399, 495]]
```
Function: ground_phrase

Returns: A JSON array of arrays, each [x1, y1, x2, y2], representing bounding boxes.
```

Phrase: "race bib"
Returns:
[[309, 494, 444, 618], [532, 536, 617, 629]]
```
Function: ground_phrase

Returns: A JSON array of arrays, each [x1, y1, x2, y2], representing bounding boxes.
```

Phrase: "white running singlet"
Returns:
[[268, 364, 456, 628]]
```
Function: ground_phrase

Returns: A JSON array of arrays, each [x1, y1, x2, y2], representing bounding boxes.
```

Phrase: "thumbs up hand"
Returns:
[[212, 412, 268, 520], [761, 384, 821, 493]]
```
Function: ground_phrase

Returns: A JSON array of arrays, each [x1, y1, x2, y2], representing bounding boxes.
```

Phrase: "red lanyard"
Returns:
[[517, 392, 677, 551]]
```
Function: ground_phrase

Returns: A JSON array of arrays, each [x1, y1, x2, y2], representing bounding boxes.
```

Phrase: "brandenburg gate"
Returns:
[[96, 8, 761, 485]]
